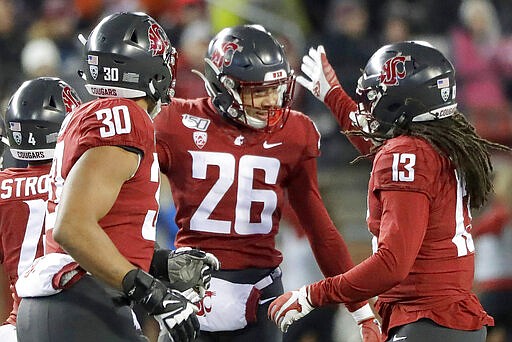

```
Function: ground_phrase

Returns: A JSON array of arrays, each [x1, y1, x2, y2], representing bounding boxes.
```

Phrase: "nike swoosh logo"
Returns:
[[258, 296, 277, 305], [162, 299, 181, 308], [263, 141, 282, 149], [161, 299, 184, 317], [392, 336, 407, 341]]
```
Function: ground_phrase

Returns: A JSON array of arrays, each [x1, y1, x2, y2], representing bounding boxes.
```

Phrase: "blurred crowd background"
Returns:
[[1, 0, 512, 341]]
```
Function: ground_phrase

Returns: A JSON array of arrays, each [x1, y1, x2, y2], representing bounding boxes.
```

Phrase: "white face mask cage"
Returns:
[[353, 78, 386, 134], [239, 82, 291, 129]]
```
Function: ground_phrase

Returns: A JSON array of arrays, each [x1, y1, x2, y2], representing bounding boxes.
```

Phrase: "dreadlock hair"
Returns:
[[346, 110, 511, 209]]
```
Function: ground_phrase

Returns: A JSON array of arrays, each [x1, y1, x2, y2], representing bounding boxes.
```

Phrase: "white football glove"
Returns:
[[268, 286, 315, 333], [296, 45, 341, 102]]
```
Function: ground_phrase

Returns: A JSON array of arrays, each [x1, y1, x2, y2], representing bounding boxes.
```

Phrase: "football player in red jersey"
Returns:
[[14, 12, 218, 342], [0, 77, 81, 342], [154, 25, 380, 342], [0, 119, 7, 167], [269, 41, 511, 341]]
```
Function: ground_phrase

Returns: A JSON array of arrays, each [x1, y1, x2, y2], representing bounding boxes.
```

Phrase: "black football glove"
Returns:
[[123, 269, 200, 342], [151, 247, 220, 302]]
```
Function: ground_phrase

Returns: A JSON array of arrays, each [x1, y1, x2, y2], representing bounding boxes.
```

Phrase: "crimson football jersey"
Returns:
[[308, 87, 493, 338], [0, 164, 50, 325], [46, 98, 159, 271], [155, 98, 357, 279]]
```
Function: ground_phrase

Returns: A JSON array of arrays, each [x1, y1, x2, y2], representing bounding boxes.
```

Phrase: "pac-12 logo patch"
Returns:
[[193, 131, 207, 149], [13, 132, 22, 145], [90, 65, 98, 80]]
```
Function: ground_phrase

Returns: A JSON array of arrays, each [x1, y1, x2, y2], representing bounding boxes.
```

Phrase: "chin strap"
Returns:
[[192, 61, 241, 120]]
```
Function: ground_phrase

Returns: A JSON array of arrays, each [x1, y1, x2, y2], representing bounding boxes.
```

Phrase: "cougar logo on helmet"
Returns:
[[380, 54, 411, 86], [211, 41, 243, 69], [148, 22, 169, 56], [62, 86, 81, 113]]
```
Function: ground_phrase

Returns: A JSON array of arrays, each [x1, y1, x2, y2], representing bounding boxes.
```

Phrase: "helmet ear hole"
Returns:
[[130, 31, 138, 44], [221, 76, 235, 90], [48, 96, 57, 110]]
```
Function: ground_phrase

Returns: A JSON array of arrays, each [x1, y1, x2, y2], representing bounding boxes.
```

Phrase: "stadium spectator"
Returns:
[[450, 0, 512, 145]]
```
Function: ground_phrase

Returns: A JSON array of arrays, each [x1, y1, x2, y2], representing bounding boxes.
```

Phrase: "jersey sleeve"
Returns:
[[287, 158, 354, 277], [372, 138, 441, 200], [77, 99, 154, 156], [299, 114, 321, 160], [307, 190, 430, 306], [154, 104, 174, 173], [324, 86, 372, 155]]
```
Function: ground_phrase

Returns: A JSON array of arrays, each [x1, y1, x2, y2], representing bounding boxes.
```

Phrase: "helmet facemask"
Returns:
[[352, 76, 389, 139], [235, 76, 295, 131]]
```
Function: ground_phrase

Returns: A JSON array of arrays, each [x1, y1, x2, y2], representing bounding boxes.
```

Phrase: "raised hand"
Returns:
[[267, 286, 315, 333], [296, 45, 341, 101]]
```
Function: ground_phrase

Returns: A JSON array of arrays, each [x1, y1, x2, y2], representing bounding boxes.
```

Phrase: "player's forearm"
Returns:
[[308, 229, 373, 313], [324, 87, 372, 155], [308, 191, 429, 306], [53, 219, 136, 290], [309, 248, 406, 306], [308, 226, 355, 276]]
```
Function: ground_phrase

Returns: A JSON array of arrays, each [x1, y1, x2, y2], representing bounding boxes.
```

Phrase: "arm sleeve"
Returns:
[[324, 87, 373, 155], [156, 140, 171, 174], [154, 106, 173, 174], [287, 157, 368, 311], [308, 190, 429, 306]]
